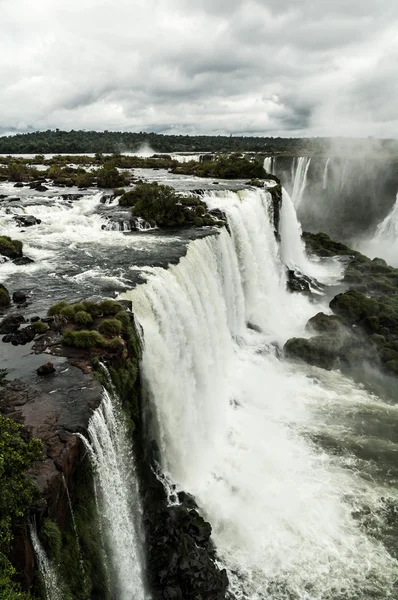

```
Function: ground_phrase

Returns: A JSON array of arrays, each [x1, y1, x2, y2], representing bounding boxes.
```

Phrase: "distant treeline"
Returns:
[[1, 130, 397, 155]]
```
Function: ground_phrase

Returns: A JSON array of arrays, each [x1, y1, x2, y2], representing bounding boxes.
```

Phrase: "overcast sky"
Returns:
[[1, 0, 397, 137]]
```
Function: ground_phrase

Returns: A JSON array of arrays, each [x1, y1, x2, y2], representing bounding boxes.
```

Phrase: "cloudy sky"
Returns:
[[1, 0, 397, 137]]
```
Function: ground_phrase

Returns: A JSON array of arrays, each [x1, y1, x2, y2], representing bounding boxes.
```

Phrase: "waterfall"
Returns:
[[322, 157, 331, 189], [30, 524, 62, 600], [80, 389, 146, 600], [125, 186, 397, 599], [263, 156, 275, 175], [358, 191, 398, 266], [279, 187, 308, 272], [291, 156, 311, 206], [61, 474, 86, 580]]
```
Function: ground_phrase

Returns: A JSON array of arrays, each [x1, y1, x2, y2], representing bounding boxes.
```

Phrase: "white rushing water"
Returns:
[[263, 156, 276, 175], [126, 187, 398, 599], [80, 389, 146, 600], [291, 157, 311, 207], [30, 524, 62, 600], [358, 191, 398, 267], [322, 157, 331, 189]]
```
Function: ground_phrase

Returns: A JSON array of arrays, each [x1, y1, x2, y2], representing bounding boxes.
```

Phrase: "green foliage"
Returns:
[[48, 301, 68, 316], [99, 300, 123, 316], [72, 303, 85, 313], [194, 217, 204, 227], [76, 172, 95, 188], [120, 182, 187, 227], [31, 321, 49, 335], [195, 205, 206, 216], [114, 311, 131, 330], [0, 415, 43, 597], [0, 285, 10, 307], [171, 153, 265, 179], [330, 290, 379, 324], [107, 337, 125, 354], [99, 318, 123, 337], [81, 301, 102, 317], [74, 311, 93, 327], [0, 236, 23, 259], [62, 330, 105, 349], [40, 519, 62, 563], [113, 188, 125, 197], [96, 163, 127, 189], [60, 306, 76, 321]]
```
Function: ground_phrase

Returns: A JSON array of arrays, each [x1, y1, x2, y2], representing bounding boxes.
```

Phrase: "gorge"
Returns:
[[1, 150, 398, 600]]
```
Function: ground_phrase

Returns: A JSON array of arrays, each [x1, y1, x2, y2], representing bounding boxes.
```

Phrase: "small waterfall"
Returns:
[[30, 524, 62, 600], [80, 389, 146, 600], [61, 474, 86, 580], [263, 156, 275, 175], [322, 157, 331, 189], [291, 156, 311, 206], [359, 192, 398, 266], [104, 220, 132, 232], [279, 188, 308, 272]]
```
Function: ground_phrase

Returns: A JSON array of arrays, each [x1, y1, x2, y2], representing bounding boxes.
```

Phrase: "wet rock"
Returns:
[[5, 326, 35, 346], [14, 182, 24, 188], [284, 333, 350, 370], [287, 270, 312, 294], [29, 182, 48, 192], [30, 316, 41, 323], [379, 348, 398, 363], [307, 312, 345, 333], [14, 215, 42, 228], [330, 290, 379, 324], [13, 256, 34, 265], [0, 283, 11, 307], [37, 362, 56, 376], [0, 313, 25, 334], [12, 291, 27, 304]]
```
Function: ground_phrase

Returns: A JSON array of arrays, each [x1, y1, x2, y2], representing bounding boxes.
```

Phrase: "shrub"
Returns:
[[195, 205, 206, 216], [48, 301, 68, 316], [60, 306, 76, 321], [99, 300, 123, 316], [62, 330, 105, 349], [76, 172, 95, 188], [99, 318, 123, 337], [113, 188, 125, 197], [193, 217, 204, 227], [107, 337, 125, 354], [115, 311, 131, 330], [40, 519, 62, 562], [72, 303, 85, 313], [82, 300, 102, 317], [75, 311, 93, 327], [96, 165, 127, 188], [31, 321, 49, 335]]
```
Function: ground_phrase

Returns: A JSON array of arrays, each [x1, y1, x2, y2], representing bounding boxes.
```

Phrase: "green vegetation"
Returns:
[[99, 300, 123, 316], [31, 321, 49, 335], [96, 163, 128, 189], [48, 301, 69, 316], [60, 306, 76, 321], [62, 330, 105, 349], [39, 519, 62, 563], [74, 311, 93, 327], [0, 236, 23, 260], [171, 153, 265, 179], [99, 319, 123, 337], [0, 414, 43, 598]]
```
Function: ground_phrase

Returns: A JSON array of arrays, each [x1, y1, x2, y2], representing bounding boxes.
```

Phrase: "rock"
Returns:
[[14, 182, 24, 188], [29, 182, 48, 192], [12, 291, 27, 304], [287, 270, 312, 294], [379, 348, 398, 363], [306, 312, 345, 333], [0, 235, 23, 259], [330, 290, 379, 324], [3, 326, 35, 346], [37, 362, 56, 376], [14, 215, 41, 228], [385, 360, 398, 375], [0, 313, 25, 334], [30, 316, 41, 323], [284, 333, 350, 370], [13, 256, 34, 265], [0, 284, 11, 307], [369, 334, 386, 348]]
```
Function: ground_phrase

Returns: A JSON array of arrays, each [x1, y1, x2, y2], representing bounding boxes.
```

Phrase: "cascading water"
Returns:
[[263, 156, 276, 175], [127, 187, 398, 599], [358, 191, 398, 267], [322, 157, 331, 189], [291, 156, 311, 207], [30, 524, 62, 600], [80, 389, 146, 600]]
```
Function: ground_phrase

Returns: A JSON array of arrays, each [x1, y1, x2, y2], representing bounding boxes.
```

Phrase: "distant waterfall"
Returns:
[[263, 156, 276, 175], [30, 524, 62, 600], [279, 188, 308, 272], [359, 192, 398, 267], [291, 157, 311, 206], [81, 389, 146, 600], [322, 157, 331, 189]]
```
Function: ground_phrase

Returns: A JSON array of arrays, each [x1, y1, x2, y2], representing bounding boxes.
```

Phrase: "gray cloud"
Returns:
[[0, 0, 397, 136]]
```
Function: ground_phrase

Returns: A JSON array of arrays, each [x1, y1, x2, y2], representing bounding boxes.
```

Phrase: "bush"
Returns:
[[96, 164, 127, 188], [99, 300, 122, 316], [82, 300, 102, 317], [107, 337, 125, 354], [98, 318, 123, 337], [0, 236, 23, 259], [76, 172, 95, 188], [193, 217, 204, 227], [72, 303, 85, 313], [62, 330, 105, 349], [195, 205, 206, 216], [113, 188, 125, 197], [75, 311, 93, 327], [115, 311, 131, 330], [40, 519, 62, 562], [48, 301, 68, 316], [31, 321, 49, 335], [60, 306, 76, 321]]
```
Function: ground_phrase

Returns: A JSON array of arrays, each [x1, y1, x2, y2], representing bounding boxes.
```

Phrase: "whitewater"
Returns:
[[126, 187, 398, 600]]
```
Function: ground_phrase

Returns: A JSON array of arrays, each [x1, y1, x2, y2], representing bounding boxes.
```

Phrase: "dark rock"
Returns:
[[284, 332, 351, 370], [30, 316, 41, 323], [117, 299, 133, 312], [14, 182, 24, 188], [287, 270, 312, 294], [37, 362, 56, 376], [0, 313, 25, 334], [385, 360, 398, 375], [3, 326, 35, 345], [14, 215, 41, 228], [13, 256, 34, 265], [330, 290, 379, 324], [307, 312, 345, 333], [379, 348, 398, 363], [12, 291, 27, 304], [0, 283, 11, 307], [29, 182, 48, 192]]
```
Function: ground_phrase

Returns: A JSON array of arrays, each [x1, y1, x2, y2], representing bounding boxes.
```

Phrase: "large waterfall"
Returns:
[[291, 157, 311, 206], [30, 525, 62, 600], [359, 191, 398, 267], [80, 389, 146, 600], [127, 188, 397, 599]]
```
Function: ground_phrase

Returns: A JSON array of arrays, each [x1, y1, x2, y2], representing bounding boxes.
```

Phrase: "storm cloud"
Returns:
[[0, 0, 397, 136]]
